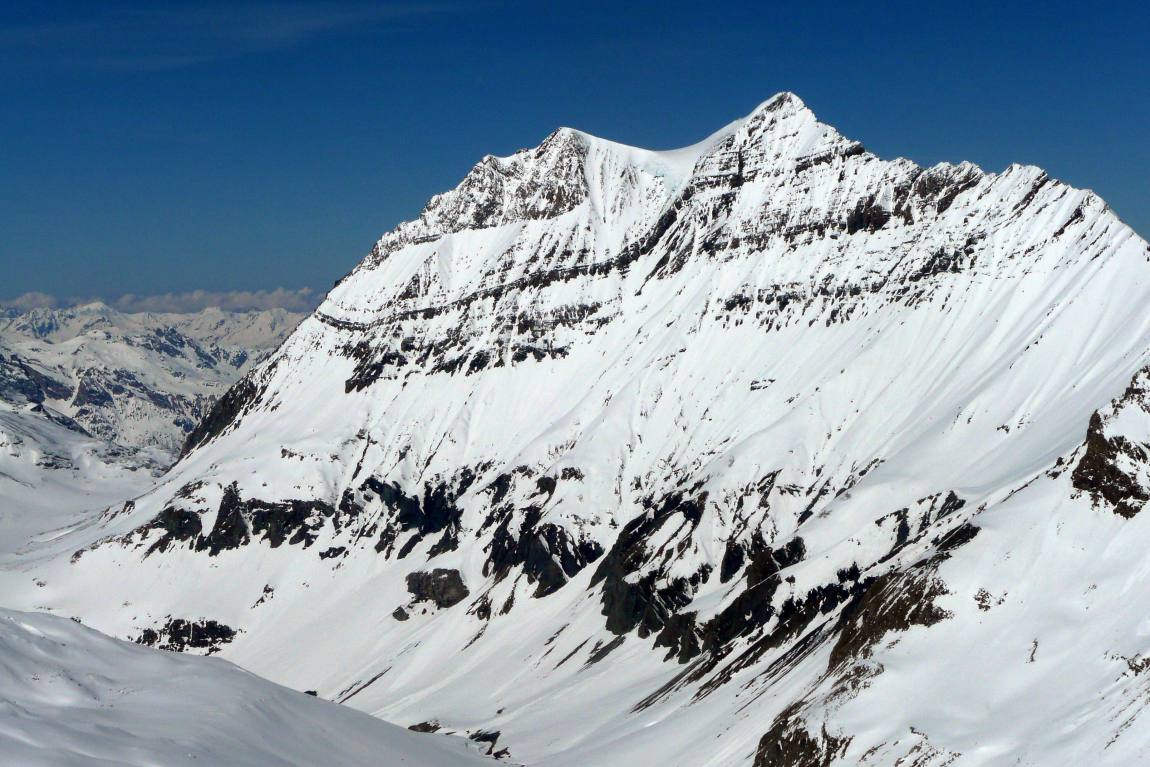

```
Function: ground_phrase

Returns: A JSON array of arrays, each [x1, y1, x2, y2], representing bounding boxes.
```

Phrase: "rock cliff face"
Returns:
[[7, 93, 1150, 766]]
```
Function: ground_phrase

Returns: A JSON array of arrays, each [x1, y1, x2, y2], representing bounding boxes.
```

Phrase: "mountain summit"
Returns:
[[6, 94, 1150, 766]]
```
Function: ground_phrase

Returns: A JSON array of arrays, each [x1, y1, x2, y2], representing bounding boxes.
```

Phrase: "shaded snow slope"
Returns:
[[5, 92, 1150, 765], [0, 608, 492, 766]]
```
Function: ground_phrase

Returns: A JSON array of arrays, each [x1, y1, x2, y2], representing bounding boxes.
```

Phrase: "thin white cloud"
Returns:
[[113, 288, 320, 313], [0, 291, 62, 311], [1, 288, 321, 314], [0, 2, 455, 72]]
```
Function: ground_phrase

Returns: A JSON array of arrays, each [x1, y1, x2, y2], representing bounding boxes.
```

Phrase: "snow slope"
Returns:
[[0, 608, 492, 766], [4, 92, 1150, 765]]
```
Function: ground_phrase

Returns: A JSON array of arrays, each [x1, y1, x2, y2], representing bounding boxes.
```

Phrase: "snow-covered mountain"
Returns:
[[0, 608, 493, 766], [5, 92, 1150, 765]]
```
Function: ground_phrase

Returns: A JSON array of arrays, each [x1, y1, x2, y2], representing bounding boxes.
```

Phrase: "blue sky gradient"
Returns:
[[1, 0, 1147, 307]]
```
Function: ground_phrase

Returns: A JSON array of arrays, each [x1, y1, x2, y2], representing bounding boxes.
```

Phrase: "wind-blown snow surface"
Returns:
[[0, 608, 491, 766], [5, 92, 1150, 765]]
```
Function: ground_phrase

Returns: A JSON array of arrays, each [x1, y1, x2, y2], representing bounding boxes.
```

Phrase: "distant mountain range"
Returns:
[[1, 301, 302, 459]]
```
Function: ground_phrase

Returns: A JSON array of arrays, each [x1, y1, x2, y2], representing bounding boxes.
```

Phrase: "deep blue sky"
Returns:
[[2, 0, 1147, 308]]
